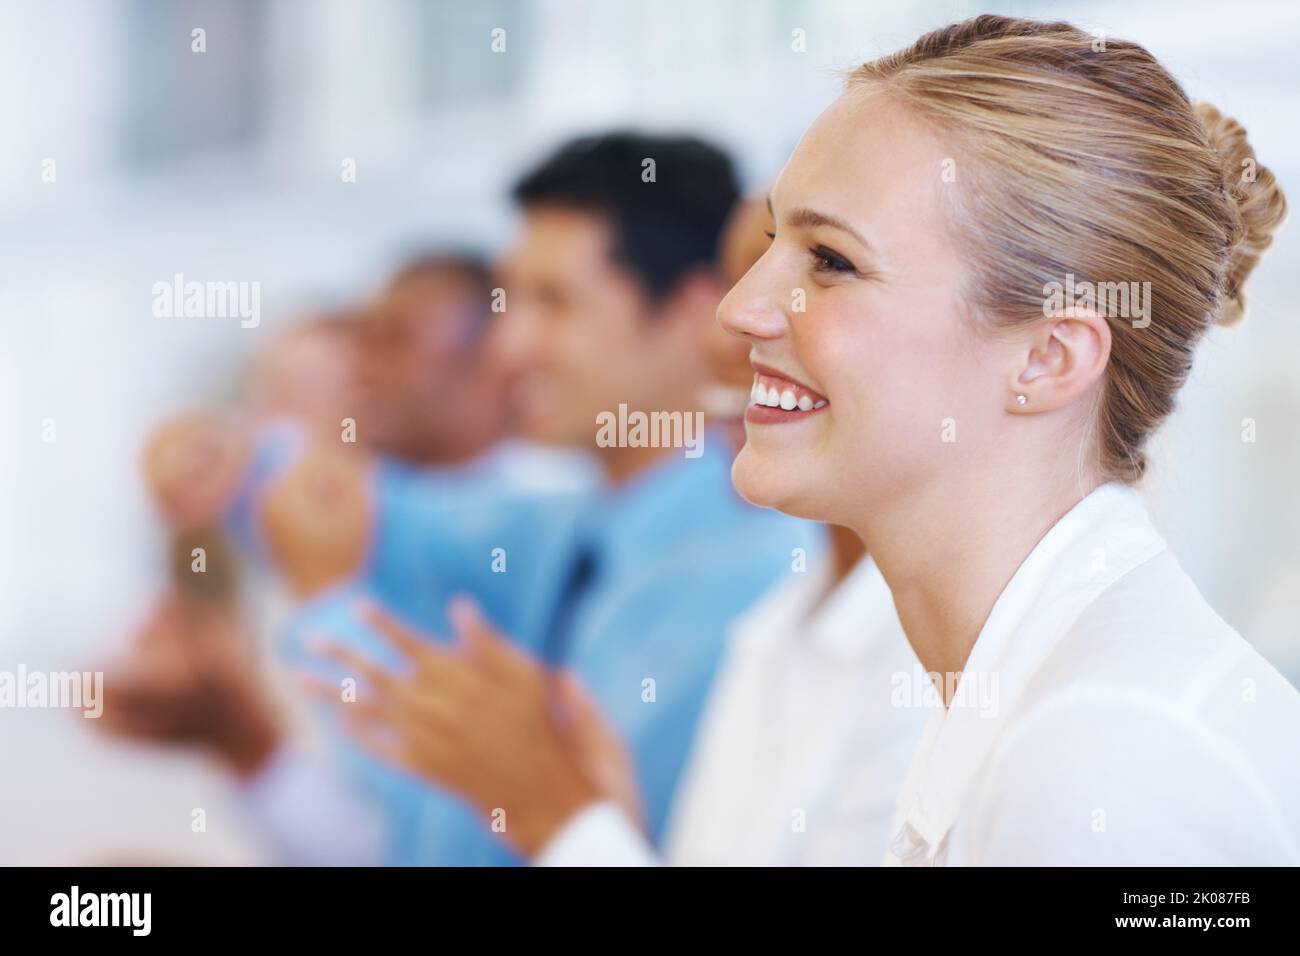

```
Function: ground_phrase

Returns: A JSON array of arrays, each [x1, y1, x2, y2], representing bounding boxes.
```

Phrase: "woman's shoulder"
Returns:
[[1028, 548, 1299, 717], [974, 549, 1300, 863]]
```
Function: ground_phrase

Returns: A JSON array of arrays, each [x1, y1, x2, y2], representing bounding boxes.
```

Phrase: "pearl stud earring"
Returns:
[[1016, 394, 1027, 405]]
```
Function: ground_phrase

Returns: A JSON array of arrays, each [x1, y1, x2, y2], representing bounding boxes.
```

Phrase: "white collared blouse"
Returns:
[[884, 482, 1300, 866], [539, 554, 926, 866]]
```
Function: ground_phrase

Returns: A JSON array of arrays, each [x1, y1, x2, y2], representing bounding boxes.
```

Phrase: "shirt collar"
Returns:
[[730, 553, 831, 644], [887, 482, 1168, 865], [728, 552, 906, 663], [580, 428, 747, 573], [811, 555, 904, 661]]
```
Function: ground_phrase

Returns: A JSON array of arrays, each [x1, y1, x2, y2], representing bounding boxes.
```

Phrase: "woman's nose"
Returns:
[[716, 268, 787, 343]]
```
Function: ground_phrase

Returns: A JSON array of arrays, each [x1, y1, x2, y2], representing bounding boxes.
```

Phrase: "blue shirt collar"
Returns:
[[582, 428, 744, 573]]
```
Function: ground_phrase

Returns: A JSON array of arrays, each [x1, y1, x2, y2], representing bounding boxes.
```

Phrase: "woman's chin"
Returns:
[[730, 444, 822, 520]]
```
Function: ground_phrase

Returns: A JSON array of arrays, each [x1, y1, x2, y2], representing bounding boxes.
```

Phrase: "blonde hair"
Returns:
[[849, 15, 1286, 482]]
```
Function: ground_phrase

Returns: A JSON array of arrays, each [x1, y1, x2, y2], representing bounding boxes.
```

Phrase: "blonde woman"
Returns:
[[719, 15, 1299, 864], [310, 196, 927, 866], [313, 16, 1300, 866]]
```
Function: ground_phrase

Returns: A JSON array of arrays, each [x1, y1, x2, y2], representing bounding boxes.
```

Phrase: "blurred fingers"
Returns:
[[449, 596, 542, 686], [305, 635, 399, 695], [358, 599, 451, 667]]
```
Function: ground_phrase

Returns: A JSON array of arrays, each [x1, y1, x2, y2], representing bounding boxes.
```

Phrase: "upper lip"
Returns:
[[749, 360, 828, 402]]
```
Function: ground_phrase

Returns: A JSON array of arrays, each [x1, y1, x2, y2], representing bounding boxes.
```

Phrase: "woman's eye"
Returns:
[[763, 230, 776, 241], [811, 245, 857, 275]]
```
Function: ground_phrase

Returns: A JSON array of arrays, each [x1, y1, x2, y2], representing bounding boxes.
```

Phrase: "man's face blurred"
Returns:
[[356, 272, 487, 460], [494, 207, 675, 447]]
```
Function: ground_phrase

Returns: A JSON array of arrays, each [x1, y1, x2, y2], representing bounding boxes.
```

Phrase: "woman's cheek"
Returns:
[[807, 316, 883, 414]]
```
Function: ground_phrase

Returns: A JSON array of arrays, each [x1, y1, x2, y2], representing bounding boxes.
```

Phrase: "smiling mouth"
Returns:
[[745, 366, 829, 425]]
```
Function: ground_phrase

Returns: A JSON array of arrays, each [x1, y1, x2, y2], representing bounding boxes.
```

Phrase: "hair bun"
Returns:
[[1194, 102, 1287, 326]]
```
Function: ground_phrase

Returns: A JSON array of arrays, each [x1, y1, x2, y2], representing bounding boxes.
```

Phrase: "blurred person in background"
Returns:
[[352, 254, 515, 468], [163, 308, 362, 605], [97, 307, 383, 865], [142, 253, 545, 597], [98, 253, 542, 864], [310, 194, 927, 865], [352, 252, 599, 493], [102, 133, 818, 866]]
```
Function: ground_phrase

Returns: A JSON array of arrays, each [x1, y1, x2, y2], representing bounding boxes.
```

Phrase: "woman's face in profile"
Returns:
[[719, 89, 1010, 526]]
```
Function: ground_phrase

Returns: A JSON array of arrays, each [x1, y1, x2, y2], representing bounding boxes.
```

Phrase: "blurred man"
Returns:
[[354, 256, 510, 465], [143, 254, 523, 596], [166, 309, 362, 608], [105, 254, 535, 864]]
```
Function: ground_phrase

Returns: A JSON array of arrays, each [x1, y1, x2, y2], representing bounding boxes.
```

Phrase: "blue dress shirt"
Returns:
[[274, 433, 821, 865]]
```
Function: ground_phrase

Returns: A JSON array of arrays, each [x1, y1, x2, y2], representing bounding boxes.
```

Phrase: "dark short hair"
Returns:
[[511, 132, 739, 302]]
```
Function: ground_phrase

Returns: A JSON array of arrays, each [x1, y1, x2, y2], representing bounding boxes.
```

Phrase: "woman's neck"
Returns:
[[853, 464, 1099, 704], [802, 524, 867, 615], [828, 523, 866, 583]]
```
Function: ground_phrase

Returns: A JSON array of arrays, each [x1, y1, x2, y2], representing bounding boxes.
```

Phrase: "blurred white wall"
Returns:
[[1, 0, 1298, 863]]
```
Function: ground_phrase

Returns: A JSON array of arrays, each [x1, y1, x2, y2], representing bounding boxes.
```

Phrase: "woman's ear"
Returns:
[[1006, 308, 1112, 413]]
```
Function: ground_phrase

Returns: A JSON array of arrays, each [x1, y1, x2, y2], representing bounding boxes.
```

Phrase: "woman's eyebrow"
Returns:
[[766, 194, 874, 253]]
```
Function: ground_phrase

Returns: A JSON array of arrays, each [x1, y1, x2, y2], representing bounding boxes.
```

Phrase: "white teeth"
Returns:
[[750, 375, 828, 412]]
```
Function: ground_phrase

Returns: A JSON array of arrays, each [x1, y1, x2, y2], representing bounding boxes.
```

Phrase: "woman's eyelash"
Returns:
[[764, 231, 862, 277], [810, 245, 858, 275]]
